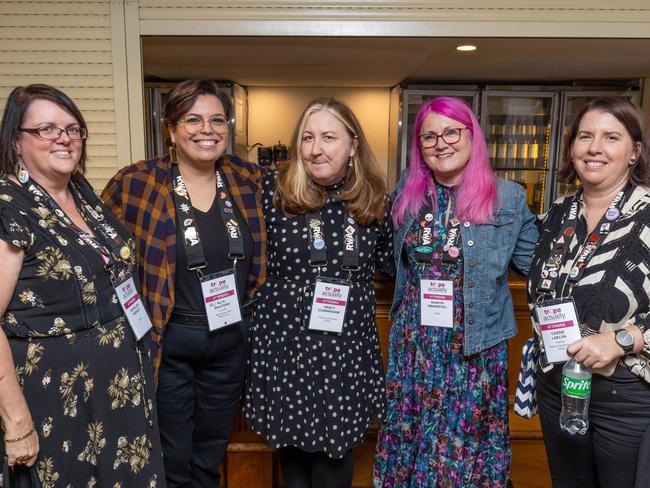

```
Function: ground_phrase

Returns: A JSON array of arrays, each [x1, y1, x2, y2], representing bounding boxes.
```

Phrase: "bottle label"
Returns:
[[562, 375, 592, 398]]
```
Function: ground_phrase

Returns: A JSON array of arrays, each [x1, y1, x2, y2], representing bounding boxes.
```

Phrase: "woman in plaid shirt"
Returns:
[[102, 80, 266, 488]]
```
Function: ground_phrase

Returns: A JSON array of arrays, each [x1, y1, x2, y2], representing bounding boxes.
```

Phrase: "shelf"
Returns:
[[492, 166, 548, 171]]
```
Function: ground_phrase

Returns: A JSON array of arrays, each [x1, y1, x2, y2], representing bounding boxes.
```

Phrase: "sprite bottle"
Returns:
[[560, 357, 592, 435]]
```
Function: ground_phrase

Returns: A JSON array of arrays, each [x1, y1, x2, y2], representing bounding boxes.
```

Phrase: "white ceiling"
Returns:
[[142, 36, 650, 87]]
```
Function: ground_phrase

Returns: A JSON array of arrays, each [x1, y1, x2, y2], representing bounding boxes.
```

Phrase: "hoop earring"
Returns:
[[15, 160, 29, 184], [169, 144, 178, 165]]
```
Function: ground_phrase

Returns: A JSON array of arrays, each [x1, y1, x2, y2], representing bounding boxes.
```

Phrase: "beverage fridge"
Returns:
[[391, 84, 640, 214]]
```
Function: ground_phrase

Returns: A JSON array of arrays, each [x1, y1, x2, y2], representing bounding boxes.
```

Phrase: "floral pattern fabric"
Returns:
[[373, 184, 510, 487], [0, 177, 165, 488]]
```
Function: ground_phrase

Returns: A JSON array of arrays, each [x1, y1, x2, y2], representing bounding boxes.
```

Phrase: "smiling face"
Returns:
[[16, 98, 83, 182], [419, 112, 471, 186], [300, 109, 356, 186], [571, 109, 640, 193], [169, 94, 229, 167]]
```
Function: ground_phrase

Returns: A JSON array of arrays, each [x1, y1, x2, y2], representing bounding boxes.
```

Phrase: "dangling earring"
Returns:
[[417, 164, 430, 178], [15, 159, 29, 184], [169, 144, 178, 165], [348, 156, 354, 168]]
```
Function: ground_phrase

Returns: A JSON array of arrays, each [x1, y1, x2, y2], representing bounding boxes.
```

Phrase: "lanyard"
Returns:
[[415, 197, 462, 266], [306, 208, 360, 277], [171, 164, 245, 277], [536, 184, 632, 297], [21, 177, 130, 276]]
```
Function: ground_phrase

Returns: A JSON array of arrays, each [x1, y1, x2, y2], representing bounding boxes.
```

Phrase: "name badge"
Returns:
[[200, 270, 242, 331], [535, 297, 582, 363], [114, 276, 153, 340], [420, 279, 454, 328], [308, 277, 350, 334]]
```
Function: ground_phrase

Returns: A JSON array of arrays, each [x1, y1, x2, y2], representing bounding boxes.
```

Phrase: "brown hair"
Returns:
[[163, 80, 232, 127], [558, 96, 650, 186], [0, 84, 88, 176], [274, 97, 388, 226]]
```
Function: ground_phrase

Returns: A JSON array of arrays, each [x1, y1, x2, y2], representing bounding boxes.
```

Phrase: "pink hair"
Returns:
[[392, 97, 497, 228]]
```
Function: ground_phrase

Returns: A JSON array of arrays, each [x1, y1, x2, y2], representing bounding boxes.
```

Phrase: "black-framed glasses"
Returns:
[[419, 127, 465, 148], [20, 126, 87, 141], [179, 114, 229, 134]]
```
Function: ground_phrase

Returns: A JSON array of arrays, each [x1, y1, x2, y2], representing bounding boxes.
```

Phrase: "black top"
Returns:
[[528, 187, 650, 381], [173, 195, 253, 313], [0, 176, 165, 485]]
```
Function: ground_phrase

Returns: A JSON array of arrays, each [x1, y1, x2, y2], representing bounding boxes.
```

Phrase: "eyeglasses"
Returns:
[[19, 126, 87, 141], [179, 114, 229, 134], [419, 127, 465, 148]]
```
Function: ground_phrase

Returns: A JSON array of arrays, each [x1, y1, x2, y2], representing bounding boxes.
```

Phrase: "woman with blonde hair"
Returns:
[[245, 97, 394, 488]]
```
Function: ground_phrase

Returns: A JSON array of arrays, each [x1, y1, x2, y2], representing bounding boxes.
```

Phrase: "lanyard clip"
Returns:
[[341, 264, 360, 283], [187, 262, 207, 279]]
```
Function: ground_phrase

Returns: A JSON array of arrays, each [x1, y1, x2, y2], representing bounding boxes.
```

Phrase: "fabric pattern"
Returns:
[[528, 185, 650, 382], [374, 184, 510, 487], [245, 172, 394, 458], [101, 154, 266, 382], [0, 176, 165, 488]]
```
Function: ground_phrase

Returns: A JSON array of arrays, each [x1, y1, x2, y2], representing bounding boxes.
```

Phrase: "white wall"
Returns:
[[248, 87, 391, 176]]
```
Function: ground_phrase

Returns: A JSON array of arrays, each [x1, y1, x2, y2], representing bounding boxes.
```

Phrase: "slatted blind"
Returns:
[[0, 0, 118, 190]]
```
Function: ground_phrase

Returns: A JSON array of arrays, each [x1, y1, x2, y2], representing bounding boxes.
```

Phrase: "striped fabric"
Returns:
[[101, 154, 266, 382]]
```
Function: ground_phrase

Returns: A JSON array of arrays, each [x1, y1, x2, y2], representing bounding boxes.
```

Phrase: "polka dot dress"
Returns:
[[245, 173, 394, 458]]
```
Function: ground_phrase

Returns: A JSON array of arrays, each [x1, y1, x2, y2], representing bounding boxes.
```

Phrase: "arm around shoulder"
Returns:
[[509, 182, 538, 276]]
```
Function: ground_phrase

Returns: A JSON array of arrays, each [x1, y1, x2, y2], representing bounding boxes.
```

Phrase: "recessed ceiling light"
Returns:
[[456, 45, 477, 52]]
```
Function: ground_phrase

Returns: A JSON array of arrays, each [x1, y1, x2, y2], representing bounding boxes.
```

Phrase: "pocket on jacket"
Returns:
[[482, 209, 516, 249]]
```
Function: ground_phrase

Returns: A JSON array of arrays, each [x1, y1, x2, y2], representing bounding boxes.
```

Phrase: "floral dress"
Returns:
[[0, 177, 165, 488], [374, 184, 510, 487], [245, 173, 394, 458]]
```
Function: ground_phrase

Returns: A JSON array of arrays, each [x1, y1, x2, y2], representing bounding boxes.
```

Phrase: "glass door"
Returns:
[[481, 91, 559, 214]]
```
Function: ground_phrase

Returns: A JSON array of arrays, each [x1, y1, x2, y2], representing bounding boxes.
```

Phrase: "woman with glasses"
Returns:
[[102, 79, 266, 488], [373, 97, 538, 487], [0, 84, 165, 485]]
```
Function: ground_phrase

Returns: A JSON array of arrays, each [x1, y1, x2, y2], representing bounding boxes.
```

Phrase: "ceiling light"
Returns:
[[456, 45, 477, 52]]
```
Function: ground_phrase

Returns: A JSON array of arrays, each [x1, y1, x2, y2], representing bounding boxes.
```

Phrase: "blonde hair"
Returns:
[[274, 97, 387, 226]]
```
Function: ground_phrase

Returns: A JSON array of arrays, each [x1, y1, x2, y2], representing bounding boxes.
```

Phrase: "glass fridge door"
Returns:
[[399, 89, 479, 174], [553, 90, 640, 200], [481, 91, 559, 214]]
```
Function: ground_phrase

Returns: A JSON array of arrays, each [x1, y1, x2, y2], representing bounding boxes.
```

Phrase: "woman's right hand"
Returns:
[[4, 420, 39, 467]]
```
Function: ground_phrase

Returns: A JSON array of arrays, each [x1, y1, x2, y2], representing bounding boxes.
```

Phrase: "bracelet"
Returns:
[[4, 422, 35, 443]]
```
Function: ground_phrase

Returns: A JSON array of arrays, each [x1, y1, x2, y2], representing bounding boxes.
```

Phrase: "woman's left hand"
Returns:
[[567, 331, 623, 369]]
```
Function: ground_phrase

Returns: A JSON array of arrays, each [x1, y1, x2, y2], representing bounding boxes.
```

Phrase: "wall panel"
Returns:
[[0, 0, 118, 190]]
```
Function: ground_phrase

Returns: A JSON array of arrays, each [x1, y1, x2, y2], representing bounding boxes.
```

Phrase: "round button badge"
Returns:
[[447, 246, 460, 258]]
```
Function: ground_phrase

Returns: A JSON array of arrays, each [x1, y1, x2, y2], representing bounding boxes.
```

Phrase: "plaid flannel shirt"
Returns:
[[101, 154, 267, 383]]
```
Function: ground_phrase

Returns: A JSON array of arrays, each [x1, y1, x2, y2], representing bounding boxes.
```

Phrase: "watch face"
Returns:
[[616, 330, 634, 347]]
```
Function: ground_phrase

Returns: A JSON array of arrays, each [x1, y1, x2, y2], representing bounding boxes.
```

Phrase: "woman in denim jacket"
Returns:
[[374, 97, 538, 487]]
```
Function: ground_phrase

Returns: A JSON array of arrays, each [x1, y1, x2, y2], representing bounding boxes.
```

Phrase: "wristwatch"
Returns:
[[615, 329, 635, 356]]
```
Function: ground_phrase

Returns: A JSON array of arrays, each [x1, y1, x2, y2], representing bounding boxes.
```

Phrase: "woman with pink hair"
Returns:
[[374, 97, 538, 487]]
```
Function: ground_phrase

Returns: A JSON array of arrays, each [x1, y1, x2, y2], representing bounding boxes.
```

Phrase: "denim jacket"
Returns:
[[391, 174, 538, 355]]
